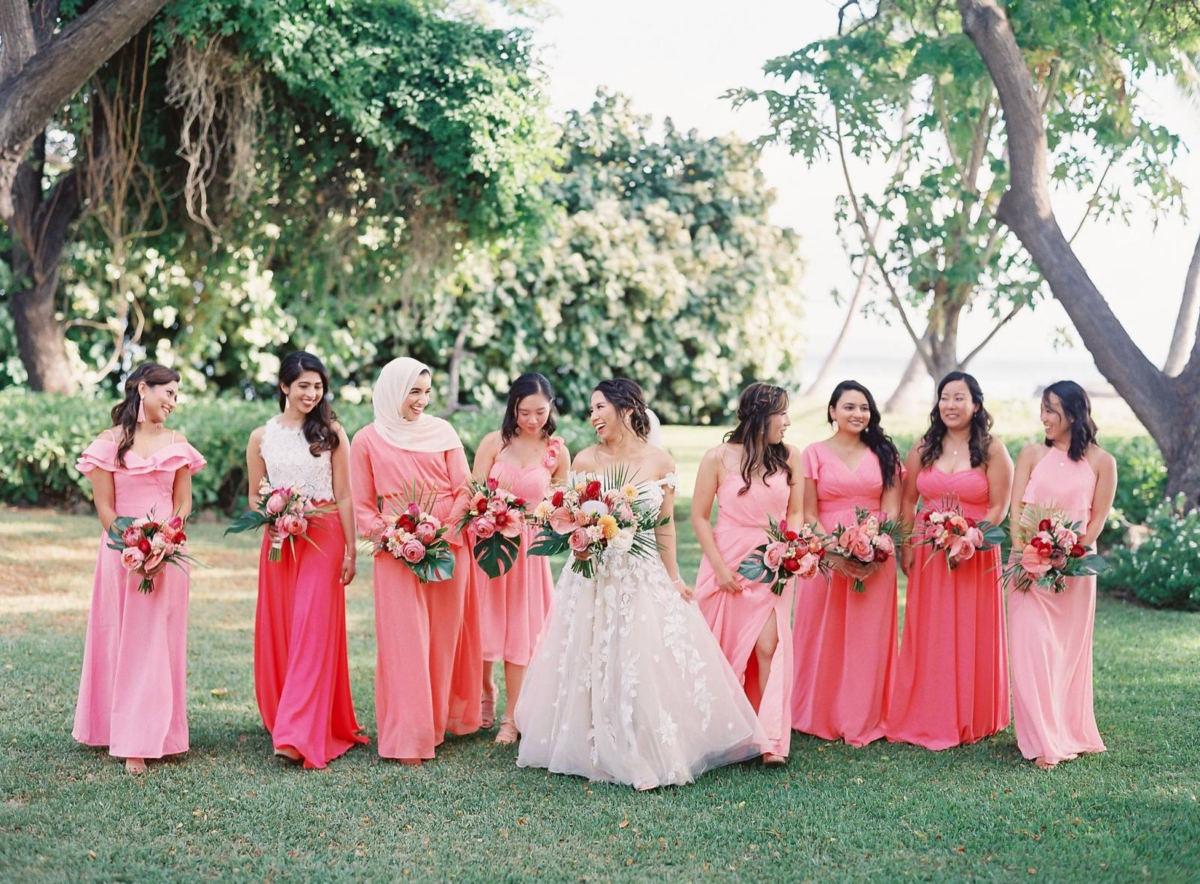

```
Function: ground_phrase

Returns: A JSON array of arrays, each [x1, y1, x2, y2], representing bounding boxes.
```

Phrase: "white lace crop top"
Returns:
[[260, 417, 335, 500]]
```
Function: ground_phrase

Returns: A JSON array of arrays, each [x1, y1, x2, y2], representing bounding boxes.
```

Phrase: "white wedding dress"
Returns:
[[515, 475, 767, 788]]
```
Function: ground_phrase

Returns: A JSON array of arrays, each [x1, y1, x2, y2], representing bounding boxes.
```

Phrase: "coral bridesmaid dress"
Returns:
[[350, 424, 481, 760], [254, 417, 368, 768], [886, 468, 1009, 749], [696, 471, 794, 758], [1008, 449, 1106, 765], [791, 443, 898, 747], [478, 438, 562, 667], [73, 434, 205, 759]]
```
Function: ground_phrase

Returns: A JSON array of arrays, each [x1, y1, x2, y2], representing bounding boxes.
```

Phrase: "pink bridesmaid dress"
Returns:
[[350, 424, 482, 760], [73, 434, 205, 759], [479, 438, 562, 667], [886, 468, 1009, 749], [696, 471, 794, 757], [254, 417, 368, 768], [791, 443, 898, 747], [1008, 448, 1106, 764]]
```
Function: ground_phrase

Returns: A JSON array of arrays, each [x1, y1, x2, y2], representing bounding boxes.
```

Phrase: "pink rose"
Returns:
[[275, 514, 297, 536], [416, 521, 437, 544], [965, 526, 984, 548], [875, 534, 895, 557], [549, 507, 576, 535], [289, 516, 307, 536], [265, 492, 288, 515], [949, 537, 976, 563], [849, 533, 875, 563], [1020, 545, 1052, 576], [120, 547, 145, 571], [796, 552, 820, 580], [401, 538, 427, 564], [474, 516, 497, 539], [763, 542, 787, 571], [568, 527, 591, 553]]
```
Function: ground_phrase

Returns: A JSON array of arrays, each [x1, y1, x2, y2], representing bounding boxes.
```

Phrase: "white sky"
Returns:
[[522, 0, 1200, 382]]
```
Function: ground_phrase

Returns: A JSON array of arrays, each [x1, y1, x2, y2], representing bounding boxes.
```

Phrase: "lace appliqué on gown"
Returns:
[[516, 473, 765, 788], [260, 417, 335, 500]]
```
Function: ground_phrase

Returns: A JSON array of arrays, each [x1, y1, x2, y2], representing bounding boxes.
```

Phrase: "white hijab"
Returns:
[[371, 357, 463, 452]]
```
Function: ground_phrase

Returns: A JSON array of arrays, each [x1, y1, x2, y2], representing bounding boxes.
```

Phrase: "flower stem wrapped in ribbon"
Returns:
[[225, 479, 335, 562], [107, 511, 197, 593], [528, 467, 663, 579], [738, 516, 830, 595], [1003, 504, 1106, 592], [369, 480, 456, 584], [457, 476, 529, 579], [823, 507, 905, 593], [915, 495, 1007, 572]]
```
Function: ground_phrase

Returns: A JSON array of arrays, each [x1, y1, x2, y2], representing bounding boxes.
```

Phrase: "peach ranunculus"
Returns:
[[568, 527, 591, 553], [1020, 544, 1052, 576], [948, 536, 976, 563], [796, 552, 820, 580]]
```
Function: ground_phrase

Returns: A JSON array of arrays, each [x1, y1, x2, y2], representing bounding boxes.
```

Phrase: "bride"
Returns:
[[515, 378, 768, 789]]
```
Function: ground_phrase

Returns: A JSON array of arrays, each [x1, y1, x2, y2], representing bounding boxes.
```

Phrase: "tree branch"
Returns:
[[1066, 156, 1115, 244], [0, 0, 168, 220], [1166, 226, 1200, 376], [957, 0, 1174, 443], [960, 301, 1023, 366]]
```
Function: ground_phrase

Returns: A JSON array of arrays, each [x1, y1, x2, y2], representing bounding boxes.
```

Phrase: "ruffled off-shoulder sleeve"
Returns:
[[161, 443, 207, 475], [76, 438, 120, 474]]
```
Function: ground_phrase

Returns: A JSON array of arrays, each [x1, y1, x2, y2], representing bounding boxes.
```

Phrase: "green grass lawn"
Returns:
[[1, 424, 1196, 881]]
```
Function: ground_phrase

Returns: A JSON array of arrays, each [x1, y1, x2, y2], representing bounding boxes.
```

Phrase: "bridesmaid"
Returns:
[[350, 356, 482, 764], [693, 383, 803, 767], [887, 371, 1013, 749], [74, 363, 206, 774], [472, 373, 570, 745], [1008, 380, 1116, 769], [791, 380, 902, 747], [245, 351, 368, 768]]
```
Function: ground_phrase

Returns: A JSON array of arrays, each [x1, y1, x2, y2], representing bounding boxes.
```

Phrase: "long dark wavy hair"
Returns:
[[725, 382, 793, 495], [278, 351, 340, 457], [594, 378, 651, 440], [919, 371, 993, 469], [501, 372, 557, 445], [1043, 380, 1097, 462], [827, 380, 900, 489], [111, 363, 180, 467]]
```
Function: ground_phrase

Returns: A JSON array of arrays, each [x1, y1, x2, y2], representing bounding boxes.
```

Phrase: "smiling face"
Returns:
[[514, 393, 552, 438], [1040, 392, 1072, 444], [830, 389, 871, 436], [282, 370, 325, 416], [938, 380, 977, 432], [139, 380, 179, 425], [766, 408, 791, 446], [401, 371, 432, 421], [589, 391, 627, 443]]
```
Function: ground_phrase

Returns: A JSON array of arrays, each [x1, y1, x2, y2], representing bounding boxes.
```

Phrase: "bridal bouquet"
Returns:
[[915, 497, 1006, 571], [1003, 505, 1106, 593], [458, 477, 528, 578], [824, 507, 904, 593], [108, 513, 195, 593], [372, 484, 455, 583], [738, 517, 829, 595], [529, 470, 662, 578], [226, 479, 334, 561]]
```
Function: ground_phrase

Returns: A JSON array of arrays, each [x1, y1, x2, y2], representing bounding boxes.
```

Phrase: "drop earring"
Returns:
[[137, 399, 147, 423]]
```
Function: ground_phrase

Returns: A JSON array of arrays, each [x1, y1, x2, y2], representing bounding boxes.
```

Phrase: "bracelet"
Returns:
[[672, 577, 687, 586]]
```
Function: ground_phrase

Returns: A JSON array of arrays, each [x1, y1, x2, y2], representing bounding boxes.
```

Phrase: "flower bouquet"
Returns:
[[738, 517, 830, 595], [458, 477, 528, 578], [107, 513, 196, 593], [529, 469, 663, 579], [225, 479, 334, 562], [824, 507, 904, 593], [915, 496, 1007, 571], [1003, 505, 1106, 592], [371, 483, 456, 583]]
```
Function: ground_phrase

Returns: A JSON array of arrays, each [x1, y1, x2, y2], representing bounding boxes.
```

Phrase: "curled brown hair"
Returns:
[[111, 363, 181, 466], [594, 378, 651, 440], [725, 383, 792, 495]]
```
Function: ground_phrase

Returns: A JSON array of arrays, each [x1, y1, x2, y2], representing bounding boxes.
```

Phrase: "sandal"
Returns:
[[481, 689, 496, 729], [495, 720, 519, 745]]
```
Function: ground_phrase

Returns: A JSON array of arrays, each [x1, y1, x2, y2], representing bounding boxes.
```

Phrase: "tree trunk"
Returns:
[[1164, 228, 1200, 376], [883, 342, 932, 413], [8, 260, 75, 392], [959, 0, 1199, 505], [439, 323, 472, 418]]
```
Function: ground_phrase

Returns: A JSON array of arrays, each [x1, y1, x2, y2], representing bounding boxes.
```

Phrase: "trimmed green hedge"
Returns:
[[0, 390, 594, 514]]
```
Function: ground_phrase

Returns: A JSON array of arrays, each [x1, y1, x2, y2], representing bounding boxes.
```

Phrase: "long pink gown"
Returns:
[[886, 468, 1009, 749], [350, 424, 482, 760], [254, 417, 368, 768], [696, 471, 794, 757], [791, 443, 898, 747], [479, 438, 561, 665], [1008, 448, 1106, 764], [73, 435, 206, 759]]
